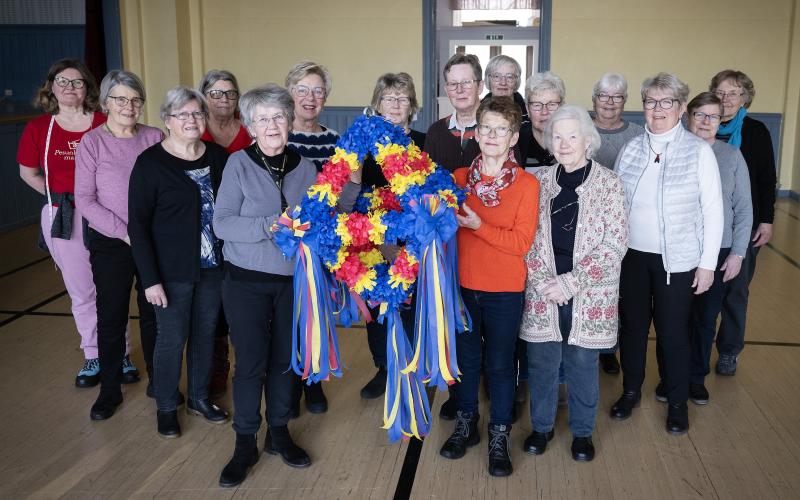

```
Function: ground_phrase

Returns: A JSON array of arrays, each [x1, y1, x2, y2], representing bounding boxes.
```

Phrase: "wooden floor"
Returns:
[[0, 199, 798, 499]]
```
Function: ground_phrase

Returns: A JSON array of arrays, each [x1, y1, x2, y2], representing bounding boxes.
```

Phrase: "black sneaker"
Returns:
[[487, 423, 513, 477], [360, 367, 387, 399], [121, 355, 141, 384], [689, 383, 709, 405], [439, 411, 480, 459], [75, 358, 100, 388], [655, 381, 668, 403], [715, 353, 738, 376]]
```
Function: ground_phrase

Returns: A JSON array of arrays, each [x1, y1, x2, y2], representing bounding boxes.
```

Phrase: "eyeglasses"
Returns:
[[477, 124, 512, 137], [714, 90, 744, 100], [167, 111, 207, 121], [643, 98, 679, 110], [253, 113, 288, 127], [490, 73, 518, 83], [595, 93, 625, 104], [207, 89, 239, 100], [691, 111, 722, 123], [292, 85, 326, 99], [444, 79, 480, 92], [107, 95, 144, 108], [528, 101, 561, 112], [380, 96, 411, 106], [54, 76, 86, 89]]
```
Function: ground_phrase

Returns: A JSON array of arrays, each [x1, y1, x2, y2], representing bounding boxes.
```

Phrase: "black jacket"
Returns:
[[128, 141, 228, 288], [738, 116, 777, 228]]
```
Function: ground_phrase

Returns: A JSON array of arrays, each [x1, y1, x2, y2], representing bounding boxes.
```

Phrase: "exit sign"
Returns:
[[486, 34, 504, 40]]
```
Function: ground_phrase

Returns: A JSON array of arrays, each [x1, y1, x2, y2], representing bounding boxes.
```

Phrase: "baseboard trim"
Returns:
[[777, 189, 800, 201]]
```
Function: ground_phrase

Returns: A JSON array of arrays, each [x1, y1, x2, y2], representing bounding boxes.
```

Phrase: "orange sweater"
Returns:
[[454, 164, 540, 292]]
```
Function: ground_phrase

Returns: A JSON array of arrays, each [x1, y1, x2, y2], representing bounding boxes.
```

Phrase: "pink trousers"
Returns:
[[41, 205, 130, 359]]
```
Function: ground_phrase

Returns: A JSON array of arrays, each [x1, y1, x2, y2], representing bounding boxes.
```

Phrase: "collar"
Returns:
[[448, 113, 477, 132], [645, 120, 682, 145]]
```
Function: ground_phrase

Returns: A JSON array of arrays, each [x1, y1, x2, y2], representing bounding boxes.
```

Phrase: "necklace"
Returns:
[[104, 122, 136, 138], [257, 148, 287, 189], [647, 134, 663, 163], [550, 164, 589, 232]]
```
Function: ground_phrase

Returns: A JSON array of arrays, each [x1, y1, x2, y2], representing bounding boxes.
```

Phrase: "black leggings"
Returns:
[[619, 249, 695, 406]]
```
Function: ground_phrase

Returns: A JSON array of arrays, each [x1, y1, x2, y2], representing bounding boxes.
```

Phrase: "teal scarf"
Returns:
[[717, 107, 746, 148]]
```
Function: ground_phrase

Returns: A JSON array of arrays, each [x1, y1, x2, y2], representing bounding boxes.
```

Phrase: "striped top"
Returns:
[[287, 125, 339, 172]]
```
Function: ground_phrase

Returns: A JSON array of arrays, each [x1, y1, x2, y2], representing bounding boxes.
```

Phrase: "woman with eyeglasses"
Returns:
[[17, 58, 108, 388], [356, 72, 425, 399], [707, 70, 776, 377], [684, 92, 752, 405], [197, 69, 252, 401], [213, 84, 361, 485], [285, 61, 338, 172], [611, 73, 723, 435], [519, 71, 565, 174], [74, 70, 162, 420], [440, 96, 539, 477], [590, 72, 644, 376], [520, 105, 628, 462], [483, 55, 529, 126], [129, 85, 230, 438]]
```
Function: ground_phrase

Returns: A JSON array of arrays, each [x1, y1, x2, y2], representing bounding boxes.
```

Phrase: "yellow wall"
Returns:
[[550, 0, 798, 191], [120, 0, 799, 192], [121, 0, 423, 124]]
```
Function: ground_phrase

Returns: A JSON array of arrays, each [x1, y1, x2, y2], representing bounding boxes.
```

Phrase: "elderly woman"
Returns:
[[520, 105, 627, 462], [708, 70, 776, 376], [483, 54, 529, 125], [213, 84, 361, 486], [686, 92, 752, 404], [285, 61, 338, 171], [74, 70, 163, 420], [129, 86, 230, 438], [611, 73, 723, 435], [439, 96, 539, 477], [520, 71, 565, 173], [198, 69, 252, 400], [357, 72, 425, 399], [590, 72, 644, 375], [199, 70, 252, 153], [17, 59, 111, 387]]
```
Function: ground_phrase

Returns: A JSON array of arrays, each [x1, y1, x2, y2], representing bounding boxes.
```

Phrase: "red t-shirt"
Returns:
[[200, 123, 253, 154], [17, 112, 107, 194]]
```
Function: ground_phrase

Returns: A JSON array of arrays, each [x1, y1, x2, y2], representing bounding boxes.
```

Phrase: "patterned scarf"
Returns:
[[466, 150, 517, 207]]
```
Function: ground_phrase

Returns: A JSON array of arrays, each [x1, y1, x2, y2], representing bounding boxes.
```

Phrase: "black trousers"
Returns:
[[619, 249, 695, 406], [366, 303, 415, 368], [717, 238, 760, 356], [87, 228, 156, 393], [223, 275, 297, 434]]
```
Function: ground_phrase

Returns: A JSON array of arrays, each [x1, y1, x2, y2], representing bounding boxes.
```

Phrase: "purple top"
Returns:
[[75, 124, 163, 239]]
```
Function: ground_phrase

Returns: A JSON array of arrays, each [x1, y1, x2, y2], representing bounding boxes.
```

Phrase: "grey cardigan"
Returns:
[[711, 140, 753, 257], [213, 150, 360, 275]]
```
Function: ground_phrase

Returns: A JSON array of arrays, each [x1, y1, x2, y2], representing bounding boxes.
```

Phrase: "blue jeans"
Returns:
[[527, 300, 600, 438], [153, 269, 222, 410], [455, 287, 523, 426], [690, 248, 731, 384]]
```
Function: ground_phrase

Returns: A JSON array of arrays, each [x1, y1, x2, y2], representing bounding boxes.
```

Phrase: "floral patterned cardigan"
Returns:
[[519, 162, 628, 349]]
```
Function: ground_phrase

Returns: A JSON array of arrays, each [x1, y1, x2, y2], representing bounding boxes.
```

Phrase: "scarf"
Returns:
[[717, 106, 747, 148], [466, 150, 517, 207]]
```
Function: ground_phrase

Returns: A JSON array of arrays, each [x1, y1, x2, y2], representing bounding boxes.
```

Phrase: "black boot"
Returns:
[[219, 433, 259, 487], [265, 426, 311, 468], [666, 402, 689, 435], [609, 391, 640, 420], [487, 423, 513, 477], [157, 409, 181, 438], [304, 383, 328, 413], [439, 411, 480, 459], [187, 398, 229, 424], [523, 429, 554, 455], [571, 436, 595, 462], [360, 367, 387, 399], [89, 389, 123, 421]]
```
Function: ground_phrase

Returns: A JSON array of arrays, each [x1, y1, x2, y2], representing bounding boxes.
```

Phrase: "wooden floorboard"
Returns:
[[0, 199, 798, 499]]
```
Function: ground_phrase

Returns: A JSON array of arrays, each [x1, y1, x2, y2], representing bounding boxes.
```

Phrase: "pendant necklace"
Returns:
[[550, 165, 589, 232], [647, 134, 663, 163]]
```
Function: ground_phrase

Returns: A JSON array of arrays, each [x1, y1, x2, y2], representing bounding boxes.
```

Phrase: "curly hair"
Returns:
[[32, 58, 99, 114]]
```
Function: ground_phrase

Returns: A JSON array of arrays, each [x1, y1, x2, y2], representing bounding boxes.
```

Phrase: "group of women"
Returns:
[[16, 53, 775, 484]]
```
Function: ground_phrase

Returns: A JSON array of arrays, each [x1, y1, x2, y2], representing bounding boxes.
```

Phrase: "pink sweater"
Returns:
[[75, 124, 163, 239]]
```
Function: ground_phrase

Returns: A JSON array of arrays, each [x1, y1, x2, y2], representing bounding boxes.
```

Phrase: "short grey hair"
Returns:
[[525, 71, 566, 102], [641, 72, 690, 103], [159, 85, 208, 122], [542, 105, 602, 160], [99, 70, 146, 112], [198, 69, 240, 95], [485, 55, 522, 90], [285, 61, 332, 96], [369, 72, 419, 121], [592, 72, 628, 99], [239, 83, 295, 129]]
